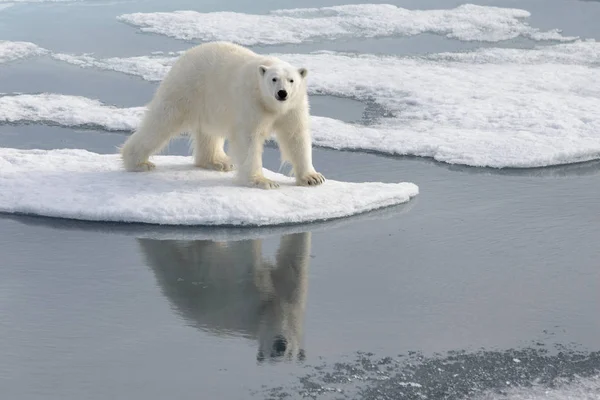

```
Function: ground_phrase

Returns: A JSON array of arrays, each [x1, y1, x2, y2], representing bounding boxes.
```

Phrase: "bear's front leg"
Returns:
[[274, 114, 325, 187], [230, 133, 279, 190]]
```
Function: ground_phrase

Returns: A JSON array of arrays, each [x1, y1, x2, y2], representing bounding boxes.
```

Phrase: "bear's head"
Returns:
[[258, 62, 307, 110]]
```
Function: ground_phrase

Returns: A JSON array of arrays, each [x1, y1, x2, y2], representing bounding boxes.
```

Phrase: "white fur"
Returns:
[[139, 232, 311, 362], [120, 41, 325, 189]]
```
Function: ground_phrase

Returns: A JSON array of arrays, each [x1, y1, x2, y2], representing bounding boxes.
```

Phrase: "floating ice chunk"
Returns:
[[0, 40, 47, 63], [293, 50, 600, 168], [397, 382, 422, 388], [0, 148, 419, 226], [0, 93, 144, 131], [52, 52, 177, 82], [310, 115, 600, 169], [6, 194, 415, 241], [429, 39, 600, 65], [116, 4, 576, 45]]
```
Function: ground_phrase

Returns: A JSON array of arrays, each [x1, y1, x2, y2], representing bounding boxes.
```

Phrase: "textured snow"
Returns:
[[39, 40, 600, 168], [8, 193, 414, 241], [283, 45, 600, 167], [52, 52, 177, 82], [0, 93, 144, 130], [0, 40, 47, 63], [116, 4, 575, 45], [0, 148, 419, 226]]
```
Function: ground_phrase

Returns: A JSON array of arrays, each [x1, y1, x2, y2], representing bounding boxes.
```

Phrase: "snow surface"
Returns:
[[0, 40, 47, 63], [0, 148, 418, 226], [21, 40, 600, 168], [0, 93, 144, 130], [8, 194, 414, 241], [52, 52, 177, 82], [116, 4, 575, 45]]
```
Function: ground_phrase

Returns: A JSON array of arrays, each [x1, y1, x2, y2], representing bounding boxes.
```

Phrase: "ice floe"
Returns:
[[52, 52, 177, 82], [0, 93, 144, 130], [0, 40, 47, 64], [5, 194, 415, 241], [0, 148, 419, 226], [116, 4, 576, 45]]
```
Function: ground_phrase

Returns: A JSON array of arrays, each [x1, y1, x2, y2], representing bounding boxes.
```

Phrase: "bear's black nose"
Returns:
[[277, 90, 288, 101], [272, 335, 288, 355]]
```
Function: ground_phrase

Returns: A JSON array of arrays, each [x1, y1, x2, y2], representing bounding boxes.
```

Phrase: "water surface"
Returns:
[[1, 0, 600, 398]]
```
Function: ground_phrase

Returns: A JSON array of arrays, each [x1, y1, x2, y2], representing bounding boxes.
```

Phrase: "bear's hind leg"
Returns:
[[120, 105, 185, 172], [192, 131, 233, 172]]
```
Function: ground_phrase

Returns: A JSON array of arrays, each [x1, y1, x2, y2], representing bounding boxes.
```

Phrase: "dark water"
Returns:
[[1, 0, 600, 399]]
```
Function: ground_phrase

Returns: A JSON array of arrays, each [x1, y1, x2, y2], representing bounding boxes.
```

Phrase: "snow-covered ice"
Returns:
[[0, 148, 419, 226], [116, 4, 575, 45], [52, 52, 177, 82], [16, 39, 600, 168], [0, 93, 144, 130], [0, 40, 47, 63], [7, 193, 414, 242]]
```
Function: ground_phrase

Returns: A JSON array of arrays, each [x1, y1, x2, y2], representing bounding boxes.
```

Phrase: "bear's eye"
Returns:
[[272, 78, 277, 82], [289, 79, 294, 83]]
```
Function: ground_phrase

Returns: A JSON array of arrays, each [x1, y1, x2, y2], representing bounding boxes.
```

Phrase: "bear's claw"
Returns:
[[129, 161, 156, 172], [197, 158, 234, 172], [298, 172, 325, 187], [251, 176, 280, 190]]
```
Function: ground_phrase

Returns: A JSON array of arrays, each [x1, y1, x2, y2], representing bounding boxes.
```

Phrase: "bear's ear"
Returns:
[[298, 67, 308, 78], [259, 65, 268, 76]]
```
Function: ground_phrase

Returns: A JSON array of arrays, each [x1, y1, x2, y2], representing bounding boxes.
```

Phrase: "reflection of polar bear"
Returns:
[[138, 232, 311, 362], [120, 41, 325, 190]]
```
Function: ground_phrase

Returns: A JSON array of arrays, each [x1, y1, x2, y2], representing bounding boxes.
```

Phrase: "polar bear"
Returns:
[[119, 41, 325, 189]]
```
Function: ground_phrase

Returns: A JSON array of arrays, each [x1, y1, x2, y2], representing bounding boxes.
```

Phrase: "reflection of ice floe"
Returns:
[[0, 41, 47, 64], [0, 148, 418, 226], [17, 38, 600, 168], [140, 232, 312, 362], [116, 4, 576, 45]]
